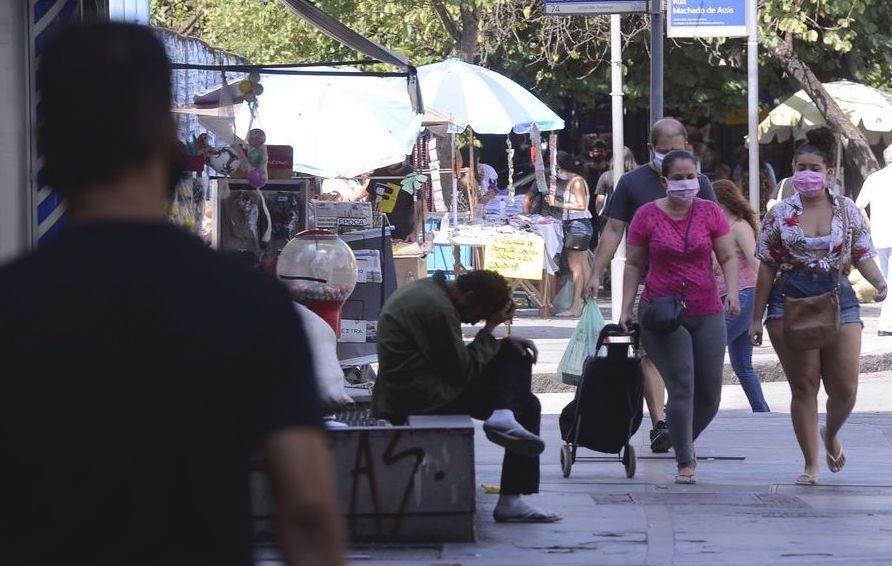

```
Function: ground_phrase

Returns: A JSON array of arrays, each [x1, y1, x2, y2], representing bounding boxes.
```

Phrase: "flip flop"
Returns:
[[493, 509, 563, 523], [483, 423, 545, 457], [674, 473, 696, 485], [795, 473, 818, 486], [821, 427, 846, 473]]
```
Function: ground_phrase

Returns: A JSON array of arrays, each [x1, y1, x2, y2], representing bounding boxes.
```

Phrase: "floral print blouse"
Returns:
[[756, 193, 876, 272]]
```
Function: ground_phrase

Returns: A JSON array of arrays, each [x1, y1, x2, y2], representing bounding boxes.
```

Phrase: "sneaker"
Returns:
[[649, 420, 671, 453]]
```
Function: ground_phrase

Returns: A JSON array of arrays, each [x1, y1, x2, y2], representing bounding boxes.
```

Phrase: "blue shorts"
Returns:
[[767, 269, 861, 326]]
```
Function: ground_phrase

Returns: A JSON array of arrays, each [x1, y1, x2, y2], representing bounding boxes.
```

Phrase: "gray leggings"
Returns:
[[640, 310, 727, 467]]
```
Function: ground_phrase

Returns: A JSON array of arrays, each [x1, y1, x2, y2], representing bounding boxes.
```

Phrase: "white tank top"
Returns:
[[561, 176, 592, 221]]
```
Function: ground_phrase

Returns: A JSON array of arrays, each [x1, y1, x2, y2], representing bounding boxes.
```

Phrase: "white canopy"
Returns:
[[759, 80, 892, 146], [197, 70, 423, 178], [417, 58, 564, 135]]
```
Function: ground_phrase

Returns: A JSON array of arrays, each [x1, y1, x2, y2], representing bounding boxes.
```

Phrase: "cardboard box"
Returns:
[[394, 255, 427, 287]]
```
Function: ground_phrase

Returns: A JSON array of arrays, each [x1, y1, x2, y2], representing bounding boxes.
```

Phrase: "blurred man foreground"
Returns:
[[0, 23, 343, 566]]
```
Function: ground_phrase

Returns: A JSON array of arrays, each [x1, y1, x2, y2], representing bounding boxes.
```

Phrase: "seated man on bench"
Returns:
[[372, 270, 560, 523]]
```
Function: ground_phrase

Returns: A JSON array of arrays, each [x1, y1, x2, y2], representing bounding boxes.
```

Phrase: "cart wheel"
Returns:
[[560, 444, 573, 478], [623, 444, 636, 478]]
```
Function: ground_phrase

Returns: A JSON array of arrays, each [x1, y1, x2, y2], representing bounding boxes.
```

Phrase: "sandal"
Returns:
[[795, 472, 818, 486], [821, 427, 846, 473], [675, 472, 696, 485]]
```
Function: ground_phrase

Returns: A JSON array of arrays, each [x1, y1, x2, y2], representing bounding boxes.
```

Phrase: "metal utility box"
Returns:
[[252, 415, 476, 545]]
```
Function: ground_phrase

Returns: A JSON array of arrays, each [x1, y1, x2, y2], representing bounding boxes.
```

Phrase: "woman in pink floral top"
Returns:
[[750, 127, 887, 487]]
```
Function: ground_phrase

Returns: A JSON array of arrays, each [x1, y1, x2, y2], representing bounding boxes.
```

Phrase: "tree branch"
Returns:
[[430, 0, 462, 44], [770, 32, 879, 178]]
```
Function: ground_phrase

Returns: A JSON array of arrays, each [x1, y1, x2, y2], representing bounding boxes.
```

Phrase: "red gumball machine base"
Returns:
[[303, 299, 343, 336]]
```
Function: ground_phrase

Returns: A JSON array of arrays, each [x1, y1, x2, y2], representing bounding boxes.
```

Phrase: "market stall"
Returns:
[[415, 58, 566, 312]]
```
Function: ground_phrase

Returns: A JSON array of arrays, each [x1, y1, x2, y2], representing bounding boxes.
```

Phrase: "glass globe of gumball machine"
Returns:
[[277, 230, 358, 335]]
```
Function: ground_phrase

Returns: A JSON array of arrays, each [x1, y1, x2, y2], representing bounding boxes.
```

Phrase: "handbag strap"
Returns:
[[678, 200, 695, 301], [835, 195, 849, 289], [781, 196, 849, 295]]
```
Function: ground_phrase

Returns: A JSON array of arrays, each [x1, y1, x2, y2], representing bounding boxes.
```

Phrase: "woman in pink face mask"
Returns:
[[751, 127, 887, 486], [621, 150, 741, 484]]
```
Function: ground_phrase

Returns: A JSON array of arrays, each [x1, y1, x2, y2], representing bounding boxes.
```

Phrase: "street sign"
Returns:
[[544, 0, 648, 16], [667, 0, 747, 38]]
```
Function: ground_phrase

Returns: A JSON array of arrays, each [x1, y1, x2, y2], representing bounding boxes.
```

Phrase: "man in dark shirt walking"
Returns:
[[0, 23, 343, 566], [584, 118, 718, 454]]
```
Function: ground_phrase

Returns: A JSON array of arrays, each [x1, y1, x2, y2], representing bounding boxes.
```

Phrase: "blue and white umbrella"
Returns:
[[417, 58, 564, 135]]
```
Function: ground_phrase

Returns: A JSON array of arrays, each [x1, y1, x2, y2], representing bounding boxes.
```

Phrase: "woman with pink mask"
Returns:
[[750, 127, 886, 486], [620, 150, 741, 484]]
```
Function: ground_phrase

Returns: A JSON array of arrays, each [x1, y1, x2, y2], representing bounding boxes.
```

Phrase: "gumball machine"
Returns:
[[277, 229, 358, 335]]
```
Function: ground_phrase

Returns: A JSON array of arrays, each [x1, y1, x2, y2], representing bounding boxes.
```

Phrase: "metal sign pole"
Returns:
[[746, 0, 760, 213], [649, 0, 664, 124], [610, 13, 626, 322]]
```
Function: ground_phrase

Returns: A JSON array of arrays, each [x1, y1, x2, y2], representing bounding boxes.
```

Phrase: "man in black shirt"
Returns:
[[369, 160, 420, 241], [0, 23, 344, 566], [584, 118, 717, 454]]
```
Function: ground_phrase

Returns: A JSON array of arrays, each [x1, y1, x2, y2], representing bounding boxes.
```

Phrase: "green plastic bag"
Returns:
[[556, 301, 606, 386]]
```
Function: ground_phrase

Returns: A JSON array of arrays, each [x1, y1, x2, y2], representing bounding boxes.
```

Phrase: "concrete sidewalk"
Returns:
[[351, 372, 892, 564], [469, 301, 892, 389]]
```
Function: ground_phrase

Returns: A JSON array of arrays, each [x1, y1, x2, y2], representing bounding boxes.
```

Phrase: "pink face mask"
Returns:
[[792, 170, 827, 197], [666, 178, 699, 203]]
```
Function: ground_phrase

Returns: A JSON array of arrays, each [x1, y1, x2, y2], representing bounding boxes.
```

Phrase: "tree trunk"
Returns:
[[769, 34, 879, 180], [458, 0, 480, 63]]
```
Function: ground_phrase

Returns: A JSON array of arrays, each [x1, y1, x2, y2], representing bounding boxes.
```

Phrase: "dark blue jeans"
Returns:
[[724, 288, 770, 412]]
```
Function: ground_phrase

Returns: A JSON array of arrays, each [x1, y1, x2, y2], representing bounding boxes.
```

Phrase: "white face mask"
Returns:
[[557, 170, 572, 181], [666, 178, 699, 204], [653, 151, 667, 170]]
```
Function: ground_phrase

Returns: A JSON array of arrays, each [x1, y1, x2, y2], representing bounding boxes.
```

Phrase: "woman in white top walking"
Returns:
[[548, 151, 593, 317]]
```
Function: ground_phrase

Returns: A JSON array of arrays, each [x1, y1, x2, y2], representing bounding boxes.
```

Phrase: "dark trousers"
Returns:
[[429, 344, 541, 495]]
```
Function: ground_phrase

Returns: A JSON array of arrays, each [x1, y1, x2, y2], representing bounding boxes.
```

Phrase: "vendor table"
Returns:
[[433, 215, 563, 317]]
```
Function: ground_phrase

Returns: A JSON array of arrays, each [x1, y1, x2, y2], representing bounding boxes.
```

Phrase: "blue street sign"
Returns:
[[667, 0, 747, 37], [544, 0, 648, 16]]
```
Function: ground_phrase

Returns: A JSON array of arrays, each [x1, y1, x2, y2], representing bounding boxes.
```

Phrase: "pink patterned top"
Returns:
[[628, 199, 731, 317], [756, 193, 876, 271]]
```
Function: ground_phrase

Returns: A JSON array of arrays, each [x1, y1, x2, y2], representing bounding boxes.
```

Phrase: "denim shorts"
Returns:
[[767, 269, 861, 326]]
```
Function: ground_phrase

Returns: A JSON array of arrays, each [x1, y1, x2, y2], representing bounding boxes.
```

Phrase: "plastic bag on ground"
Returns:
[[556, 300, 606, 386]]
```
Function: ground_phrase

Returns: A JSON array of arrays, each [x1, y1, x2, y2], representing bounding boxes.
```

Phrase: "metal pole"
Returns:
[[649, 0, 664, 124], [610, 13, 626, 322], [450, 131, 458, 227], [746, 0, 760, 213]]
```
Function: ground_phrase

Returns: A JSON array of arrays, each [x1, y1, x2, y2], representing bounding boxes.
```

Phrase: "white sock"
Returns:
[[485, 409, 520, 430]]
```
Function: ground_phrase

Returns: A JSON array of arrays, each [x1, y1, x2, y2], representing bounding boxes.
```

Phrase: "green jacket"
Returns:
[[371, 274, 500, 421]]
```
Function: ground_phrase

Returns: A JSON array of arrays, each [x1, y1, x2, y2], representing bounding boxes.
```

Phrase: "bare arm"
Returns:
[[714, 233, 740, 312], [749, 262, 778, 345], [857, 256, 887, 299], [584, 217, 626, 297], [732, 221, 759, 271], [265, 429, 346, 566], [620, 243, 646, 326], [595, 194, 606, 211]]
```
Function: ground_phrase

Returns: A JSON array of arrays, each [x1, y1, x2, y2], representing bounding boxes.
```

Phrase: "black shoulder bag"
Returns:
[[639, 203, 694, 334]]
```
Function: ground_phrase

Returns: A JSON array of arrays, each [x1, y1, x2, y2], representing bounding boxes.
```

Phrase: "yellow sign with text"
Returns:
[[484, 233, 545, 280]]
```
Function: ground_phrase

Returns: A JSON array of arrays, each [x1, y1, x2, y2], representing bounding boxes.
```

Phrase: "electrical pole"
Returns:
[[650, 0, 664, 124], [610, 13, 626, 322], [747, 0, 760, 213]]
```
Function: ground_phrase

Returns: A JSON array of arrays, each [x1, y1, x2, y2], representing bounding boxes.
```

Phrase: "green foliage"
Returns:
[[151, 0, 891, 125]]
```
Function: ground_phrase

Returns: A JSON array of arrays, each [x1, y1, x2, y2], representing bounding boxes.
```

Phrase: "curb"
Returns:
[[532, 351, 892, 394]]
